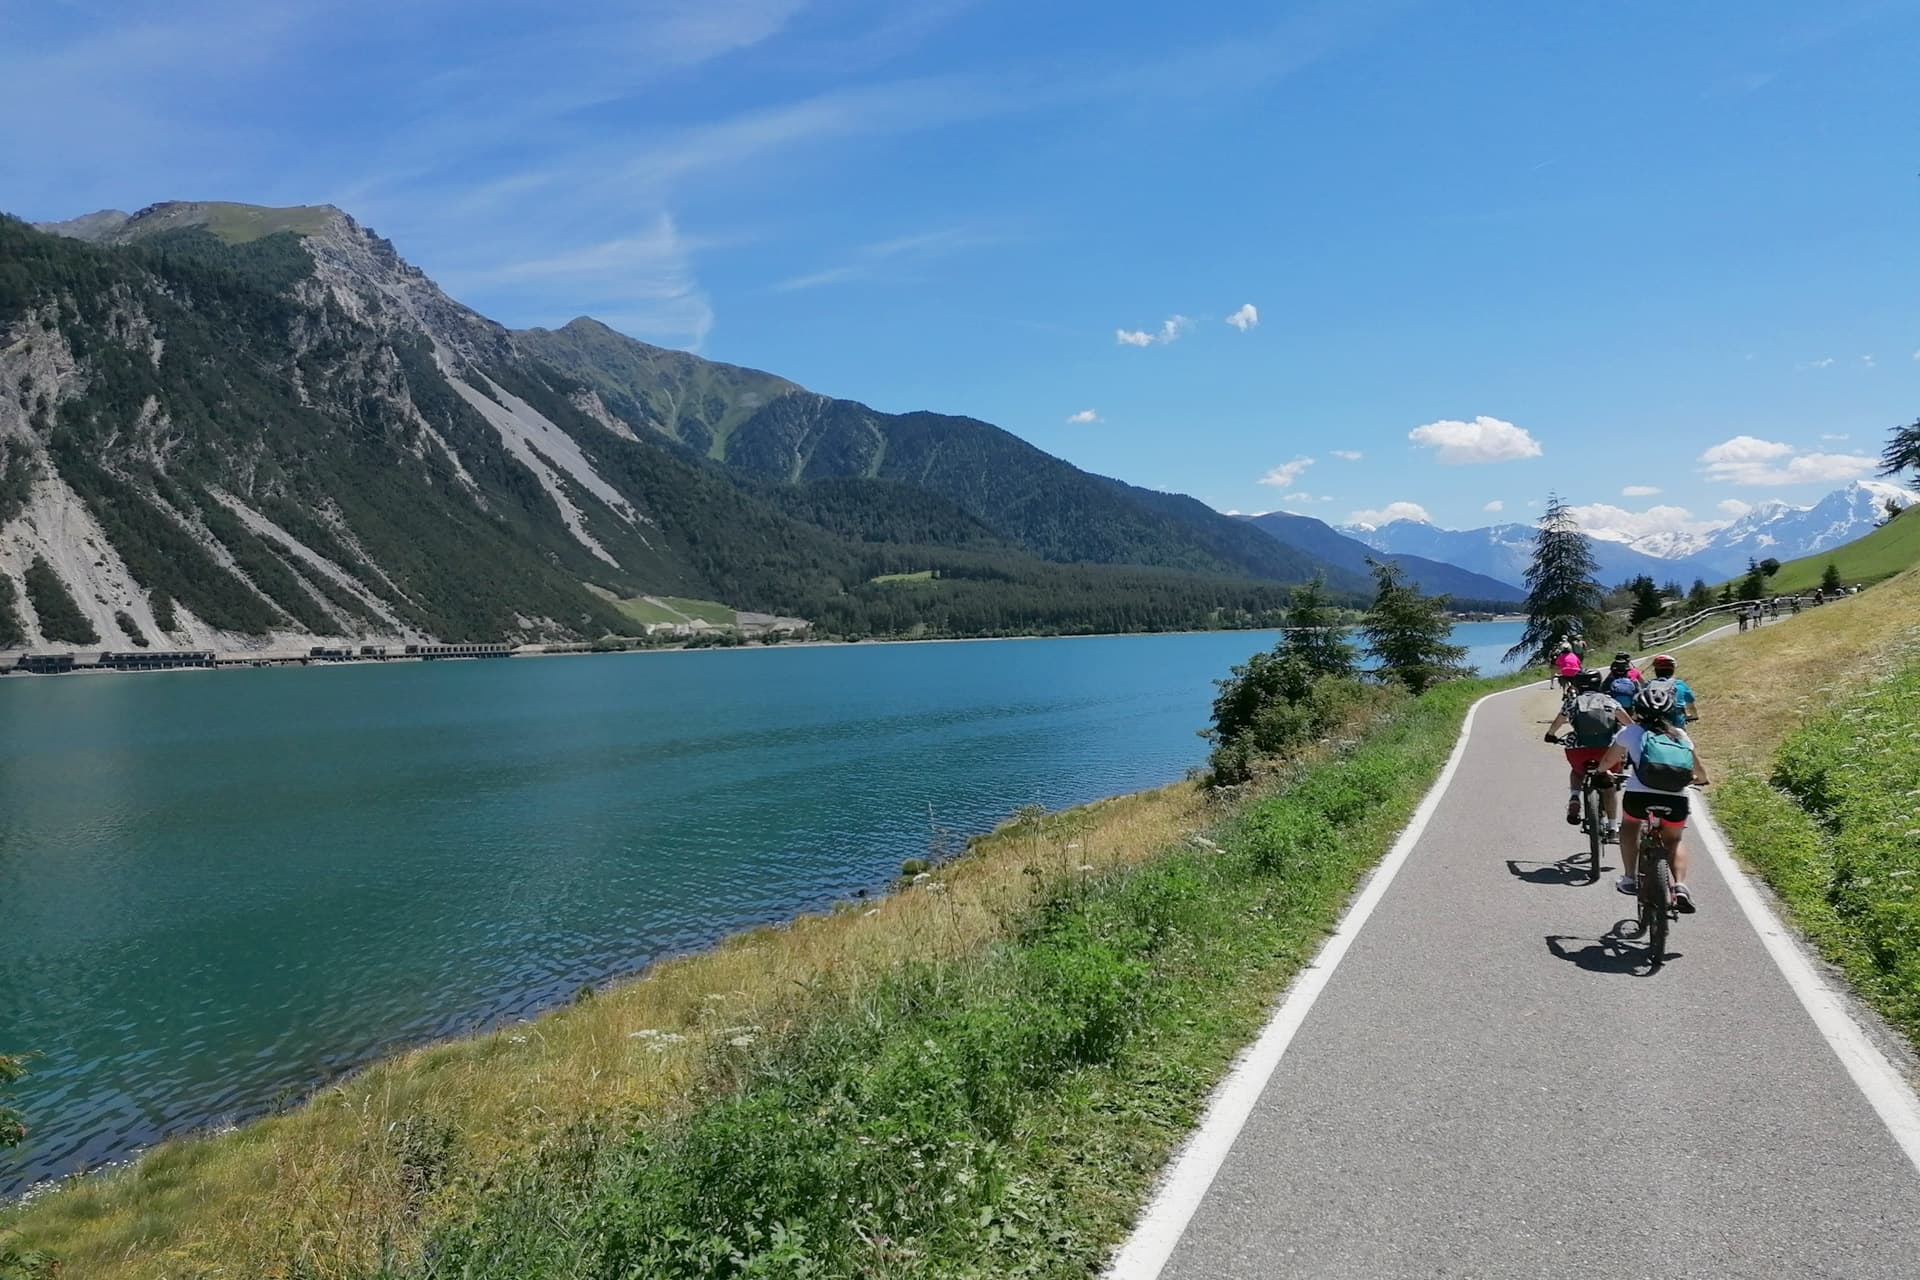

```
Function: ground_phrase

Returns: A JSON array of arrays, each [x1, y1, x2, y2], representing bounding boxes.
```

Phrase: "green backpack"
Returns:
[[1634, 727, 1695, 790]]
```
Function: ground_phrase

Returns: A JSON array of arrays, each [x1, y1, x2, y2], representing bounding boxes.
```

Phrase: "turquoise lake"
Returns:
[[0, 622, 1522, 1193]]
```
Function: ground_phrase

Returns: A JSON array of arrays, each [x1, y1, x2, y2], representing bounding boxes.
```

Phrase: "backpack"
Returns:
[[1607, 674, 1639, 706], [1569, 691, 1619, 747], [1634, 726, 1695, 791]]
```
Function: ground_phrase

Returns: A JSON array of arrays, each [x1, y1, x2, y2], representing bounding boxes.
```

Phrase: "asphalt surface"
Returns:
[[1153, 683, 1920, 1279]]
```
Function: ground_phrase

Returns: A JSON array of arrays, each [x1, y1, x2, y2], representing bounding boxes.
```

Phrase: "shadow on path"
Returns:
[[1545, 931, 1675, 976], [1507, 854, 1611, 886]]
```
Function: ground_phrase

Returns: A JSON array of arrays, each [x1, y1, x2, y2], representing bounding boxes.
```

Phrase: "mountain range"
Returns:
[[1343, 478, 1917, 591], [3, 200, 1537, 654]]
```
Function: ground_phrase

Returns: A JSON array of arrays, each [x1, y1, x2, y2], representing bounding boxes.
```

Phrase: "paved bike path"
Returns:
[[1138, 684, 1920, 1279]]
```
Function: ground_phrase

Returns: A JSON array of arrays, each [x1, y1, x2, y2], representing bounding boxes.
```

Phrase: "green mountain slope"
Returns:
[[1720, 509, 1920, 595], [2, 204, 1343, 646]]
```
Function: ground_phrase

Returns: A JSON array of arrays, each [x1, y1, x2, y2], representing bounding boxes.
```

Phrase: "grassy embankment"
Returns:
[[1679, 565, 1920, 1046], [1, 674, 1521, 1278], [1717, 508, 1920, 596], [608, 595, 739, 628]]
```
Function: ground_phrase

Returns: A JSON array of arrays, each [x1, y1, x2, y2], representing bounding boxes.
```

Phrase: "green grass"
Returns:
[[869, 569, 936, 585], [122, 202, 340, 245], [609, 595, 738, 627], [1717, 510, 1920, 595], [392, 675, 1517, 1278], [1711, 651, 1920, 1045]]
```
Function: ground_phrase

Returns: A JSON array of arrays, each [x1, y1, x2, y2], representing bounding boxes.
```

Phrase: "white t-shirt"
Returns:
[[1616, 722, 1694, 794]]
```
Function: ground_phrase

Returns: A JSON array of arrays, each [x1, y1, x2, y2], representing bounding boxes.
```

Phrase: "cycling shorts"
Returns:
[[1622, 790, 1689, 827], [1563, 746, 1610, 775]]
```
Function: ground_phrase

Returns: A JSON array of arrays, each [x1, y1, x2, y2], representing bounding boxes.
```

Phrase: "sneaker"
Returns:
[[1616, 874, 1638, 895], [1601, 821, 1619, 843], [1566, 797, 1581, 826], [1673, 884, 1696, 914]]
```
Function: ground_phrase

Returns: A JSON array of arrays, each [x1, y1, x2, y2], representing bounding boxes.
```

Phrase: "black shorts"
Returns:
[[1622, 790, 1689, 827]]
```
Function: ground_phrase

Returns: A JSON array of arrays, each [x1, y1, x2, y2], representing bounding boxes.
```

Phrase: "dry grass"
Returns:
[[2, 784, 1219, 1278], [1672, 568, 1920, 775]]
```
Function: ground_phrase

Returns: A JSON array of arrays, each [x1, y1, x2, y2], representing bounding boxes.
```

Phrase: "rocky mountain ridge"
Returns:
[[1, 201, 1386, 653]]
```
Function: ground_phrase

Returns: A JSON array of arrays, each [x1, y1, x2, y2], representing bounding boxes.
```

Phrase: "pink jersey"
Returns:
[[1556, 652, 1581, 676]]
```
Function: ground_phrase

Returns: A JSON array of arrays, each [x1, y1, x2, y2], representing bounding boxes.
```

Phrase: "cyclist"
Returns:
[[1604, 651, 1641, 709], [1644, 653, 1699, 726], [1598, 682, 1710, 911], [1544, 667, 1630, 834], [1553, 641, 1582, 691]]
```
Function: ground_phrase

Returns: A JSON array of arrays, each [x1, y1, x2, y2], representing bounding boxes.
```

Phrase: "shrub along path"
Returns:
[[1135, 682, 1920, 1280]]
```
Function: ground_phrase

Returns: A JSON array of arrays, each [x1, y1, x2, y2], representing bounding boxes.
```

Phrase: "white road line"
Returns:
[[1690, 801, 1920, 1176], [1103, 684, 1526, 1280]]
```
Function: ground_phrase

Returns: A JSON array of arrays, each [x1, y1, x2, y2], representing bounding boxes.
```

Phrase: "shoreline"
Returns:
[[0, 616, 1523, 680]]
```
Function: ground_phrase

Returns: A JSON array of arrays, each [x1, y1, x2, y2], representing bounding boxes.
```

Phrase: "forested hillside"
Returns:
[[0, 202, 1361, 649]]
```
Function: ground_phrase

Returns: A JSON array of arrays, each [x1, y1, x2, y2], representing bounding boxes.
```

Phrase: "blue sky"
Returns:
[[5, 0, 1917, 536]]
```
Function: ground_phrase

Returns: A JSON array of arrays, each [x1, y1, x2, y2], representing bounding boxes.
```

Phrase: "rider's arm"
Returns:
[[1598, 741, 1627, 774], [1691, 748, 1710, 787], [1544, 710, 1568, 742]]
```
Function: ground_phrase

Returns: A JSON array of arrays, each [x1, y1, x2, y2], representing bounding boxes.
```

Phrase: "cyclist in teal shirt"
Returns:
[[1648, 654, 1698, 725]]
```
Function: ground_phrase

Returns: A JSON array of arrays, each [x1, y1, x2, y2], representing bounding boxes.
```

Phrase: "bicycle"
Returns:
[[1621, 789, 1702, 966], [1555, 735, 1616, 882]]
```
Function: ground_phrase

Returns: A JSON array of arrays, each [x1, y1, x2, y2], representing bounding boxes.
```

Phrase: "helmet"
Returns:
[[1633, 682, 1678, 722], [1651, 654, 1676, 673], [1573, 668, 1607, 692], [1609, 653, 1631, 674]]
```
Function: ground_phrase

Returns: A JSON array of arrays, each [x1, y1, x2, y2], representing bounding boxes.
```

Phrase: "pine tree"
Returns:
[[1505, 494, 1606, 665], [1363, 559, 1468, 694], [1880, 417, 1920, 478], [1278, 575, 1354, 679], [1628, 575, 1664, 628], [1821, 562, 1843, 593], [1686, 578, 1715, 612], [1737, 560, 1767, 601]]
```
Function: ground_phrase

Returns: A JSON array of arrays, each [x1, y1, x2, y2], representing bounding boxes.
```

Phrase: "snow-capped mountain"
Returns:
[[1701, 481, 1916, 570], [1341, 480, 1919, 589]]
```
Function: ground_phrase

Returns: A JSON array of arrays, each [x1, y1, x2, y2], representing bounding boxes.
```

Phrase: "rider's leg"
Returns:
[[1617, 816, 1642, 890]]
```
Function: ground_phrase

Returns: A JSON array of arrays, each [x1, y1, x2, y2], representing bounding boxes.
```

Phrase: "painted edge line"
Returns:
[[1102, 683, 1525, 1280], [1691, 798, 1920, 1176]]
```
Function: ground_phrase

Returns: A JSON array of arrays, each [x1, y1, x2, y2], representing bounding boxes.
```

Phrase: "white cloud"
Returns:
[[1066, 409, 1100, 424], [1258, 457, 1314, 488], [1348, 501, 1432, 527], [1117, 315, 1193, 347], [1803, 356, 1836, 369], [1912, 350, 1920, 362], [1621, 485, 1662, 497], [1224, 303, 1259, 332], [1698, 435, 1878, 486], [1330, 449, 1363, 461], [1717, 499, 1753, 517], [1320, 495, 1337, 502], [1860, 354, 1877, 368], [1820, 432, 1851, 441], [1483, 500, 1504, 512], [1408, 415, 1542, 464], [1566, 502, 1720, 539]]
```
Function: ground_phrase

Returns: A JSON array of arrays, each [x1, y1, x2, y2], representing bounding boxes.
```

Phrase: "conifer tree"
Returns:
[[1628, 576, 1665, 628], [1278, 574, 1354, 679], [1821, 562, 1844, 593], [1880, 417, 1920, 478], [1505, 494, 1606, 665], [1686, 578, 1715, 612], [1363, 559, 1468, 694]]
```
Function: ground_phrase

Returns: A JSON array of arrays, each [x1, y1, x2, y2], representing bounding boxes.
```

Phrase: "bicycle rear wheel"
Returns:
[[1646, 854, 1673, 964], [1583, 786, 1602, 880]]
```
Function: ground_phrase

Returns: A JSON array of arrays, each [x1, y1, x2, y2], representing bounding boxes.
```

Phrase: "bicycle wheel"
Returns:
[[1583, 786, 1603, 880], [1646, 854, 1672, 965]]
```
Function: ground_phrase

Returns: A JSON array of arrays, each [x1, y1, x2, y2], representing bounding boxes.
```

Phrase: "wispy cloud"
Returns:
[[1066, 409, 1100, 424], [1258, 457, 1314, 488], [1330, 449, 1362, 461], [1224, 303, 1259, 332], [1621, 485, 1662, 497], [1483, 499, 1504, 512], [1800, 356, 1837, 369], [773, 227, 998, 291]]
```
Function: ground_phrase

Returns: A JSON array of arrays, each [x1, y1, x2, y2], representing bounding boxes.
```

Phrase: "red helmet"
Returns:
[[1651, 654, 1676, 672]]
